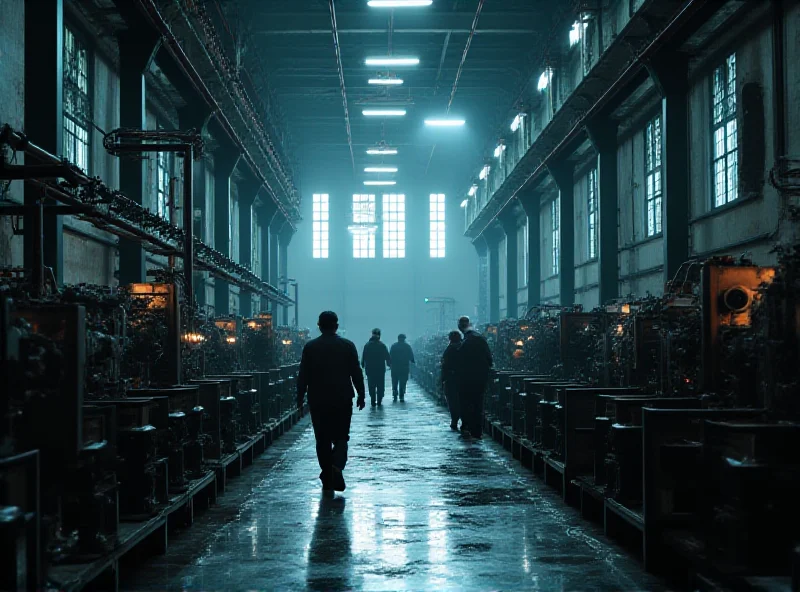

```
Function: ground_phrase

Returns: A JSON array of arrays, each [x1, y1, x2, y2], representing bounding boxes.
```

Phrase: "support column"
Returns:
[[519, 191, 542, 309], [473, 237, 489, 324], [279, 226, 294, 326], [587, 119, 620, 304], [117, 30, 161, 286], [213, 150, 240, 316], [268, 214, 284, 316], [499, 209, 519, 319], [258, 201, 278, 312], [646, 54, 690, 286], [485, 225, 503, 323], [237, 178, 260, 319], [24, 0, 64, 286], [547, 162, 575, 306]]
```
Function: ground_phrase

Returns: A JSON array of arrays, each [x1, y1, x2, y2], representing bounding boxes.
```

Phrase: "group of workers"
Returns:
[[296, 311, 492, 494], [440, 316, 494, 439], [361, 328, 415, 407]]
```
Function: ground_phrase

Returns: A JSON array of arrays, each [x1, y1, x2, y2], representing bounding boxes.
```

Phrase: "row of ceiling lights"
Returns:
[[460, 18, 590, 207], [362, 0, 462, 186]]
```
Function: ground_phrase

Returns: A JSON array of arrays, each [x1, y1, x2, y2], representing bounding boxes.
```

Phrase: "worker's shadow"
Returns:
[[306, 495, 353, 591]]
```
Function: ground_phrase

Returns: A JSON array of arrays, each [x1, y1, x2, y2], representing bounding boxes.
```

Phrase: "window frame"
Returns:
[[587, 167, 598, 260], [644, 114, 663, 237], [312, 193, 330, 259], [711, 52, 738, 208], [551, 198, 560, 276], [382, 193, 406, 259], [429, 193, 446, 258], [352, 193, 377, 259], [63, 25, 92, 173], [155, 148, 172, 221]]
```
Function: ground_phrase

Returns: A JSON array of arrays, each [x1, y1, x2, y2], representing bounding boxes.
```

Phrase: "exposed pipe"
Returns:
[[131, 0, 297, 228], [434, 31, 452, 95], [426, 0, 484, 174], [328, 0, 356, 174]]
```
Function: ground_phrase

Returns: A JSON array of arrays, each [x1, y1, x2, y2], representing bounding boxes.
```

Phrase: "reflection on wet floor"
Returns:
[[122, 378, 666, 591]]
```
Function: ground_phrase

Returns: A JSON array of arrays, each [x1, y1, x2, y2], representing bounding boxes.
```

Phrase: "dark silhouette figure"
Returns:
[[441, 330, 463, 430], [362, 328, 391, 407], [297, 311, 366, 492], [389, 334, 415, 402], [456, 316, 493, 439]]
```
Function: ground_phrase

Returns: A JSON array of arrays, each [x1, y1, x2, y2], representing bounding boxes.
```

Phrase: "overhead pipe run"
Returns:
[[329, 0, 356, 175], [131, 0, 298, 227]]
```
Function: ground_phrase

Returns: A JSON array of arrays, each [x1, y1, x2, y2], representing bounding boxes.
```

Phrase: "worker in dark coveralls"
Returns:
[[297, 311, 366, 492], [389, 334, 415, 402], [456, 316, 493, 439], [441, 330, 463, 431], [362, 328, 391, 407]]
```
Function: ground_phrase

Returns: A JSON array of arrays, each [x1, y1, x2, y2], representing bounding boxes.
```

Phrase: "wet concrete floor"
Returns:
[[122, 378, 666, 591]]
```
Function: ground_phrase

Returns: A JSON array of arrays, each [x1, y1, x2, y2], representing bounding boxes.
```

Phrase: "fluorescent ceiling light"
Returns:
[[368, 0, 433, 6], [460, 199, 469, 208], [368, 78, 404, 85], [364, 180, 397, 186], [425, 119, 465, 127], [494, 144, 506, 158], [367, 148, 398, 155], [468, 185, 478, 197], [363, 109, 406, 117], [364, 167, 398, 173], [510, 113, 524, 132], [365, 57, 420, 66], [479, 165, 490, 180]]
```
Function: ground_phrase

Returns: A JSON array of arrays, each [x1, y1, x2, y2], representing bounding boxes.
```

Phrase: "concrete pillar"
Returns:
[[279, 226, 294, 325], [519, 191, 541, 309], [24, 0, 64, 285], [178, 105, 212, 306], [485, 225, 503, 323], [646, 54, 690, 286], [547, 162, 575, 306], [499, 210, 519, 319], [117, 30, 161, 285], [473, 237, 489, 324], [237, 177, 260, 318], [587, 119, 620, 304], [268, 214, 284, 316], [213, 150, 240, 315], [258, 201, 278, 312]]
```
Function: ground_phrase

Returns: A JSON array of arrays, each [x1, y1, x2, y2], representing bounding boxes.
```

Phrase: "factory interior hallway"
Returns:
[[122, 379, 665, 591]]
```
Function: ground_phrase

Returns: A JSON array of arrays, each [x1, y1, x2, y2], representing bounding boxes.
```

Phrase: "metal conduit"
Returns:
[[329, 0, 356, 174]]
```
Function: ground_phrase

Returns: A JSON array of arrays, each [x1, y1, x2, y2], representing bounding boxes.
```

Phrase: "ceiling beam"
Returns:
[[248, 11, 544, 35]]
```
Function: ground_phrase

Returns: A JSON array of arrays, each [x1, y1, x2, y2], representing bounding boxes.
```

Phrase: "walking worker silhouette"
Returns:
[[297, 311, 366, 492], [390, 333, 415, 402], [362, 328, 391, 407]]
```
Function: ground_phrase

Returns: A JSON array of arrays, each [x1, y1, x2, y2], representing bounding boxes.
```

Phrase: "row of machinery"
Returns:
[[0, 275, 307, 591], [412, 256, 800, 586]]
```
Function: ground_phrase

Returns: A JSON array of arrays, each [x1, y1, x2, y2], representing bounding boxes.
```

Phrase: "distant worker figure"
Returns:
[[456, 316, 493, 439], [441, 330, 463, 431], [390, 334, 415, 402], [362, 328, 391, 407], [297, 311, 366, 493]]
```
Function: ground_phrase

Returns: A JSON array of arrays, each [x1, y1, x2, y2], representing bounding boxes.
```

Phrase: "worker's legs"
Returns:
[[391, 370, 399, 400], [309, 409, 334, 486], [376, 375, 385, 405], [398, 371, 409, 400], [367, 376, 378, 406], [445, 383, 460, 429], [461, 384, 486, 438], [330, 405, 353, 471]]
